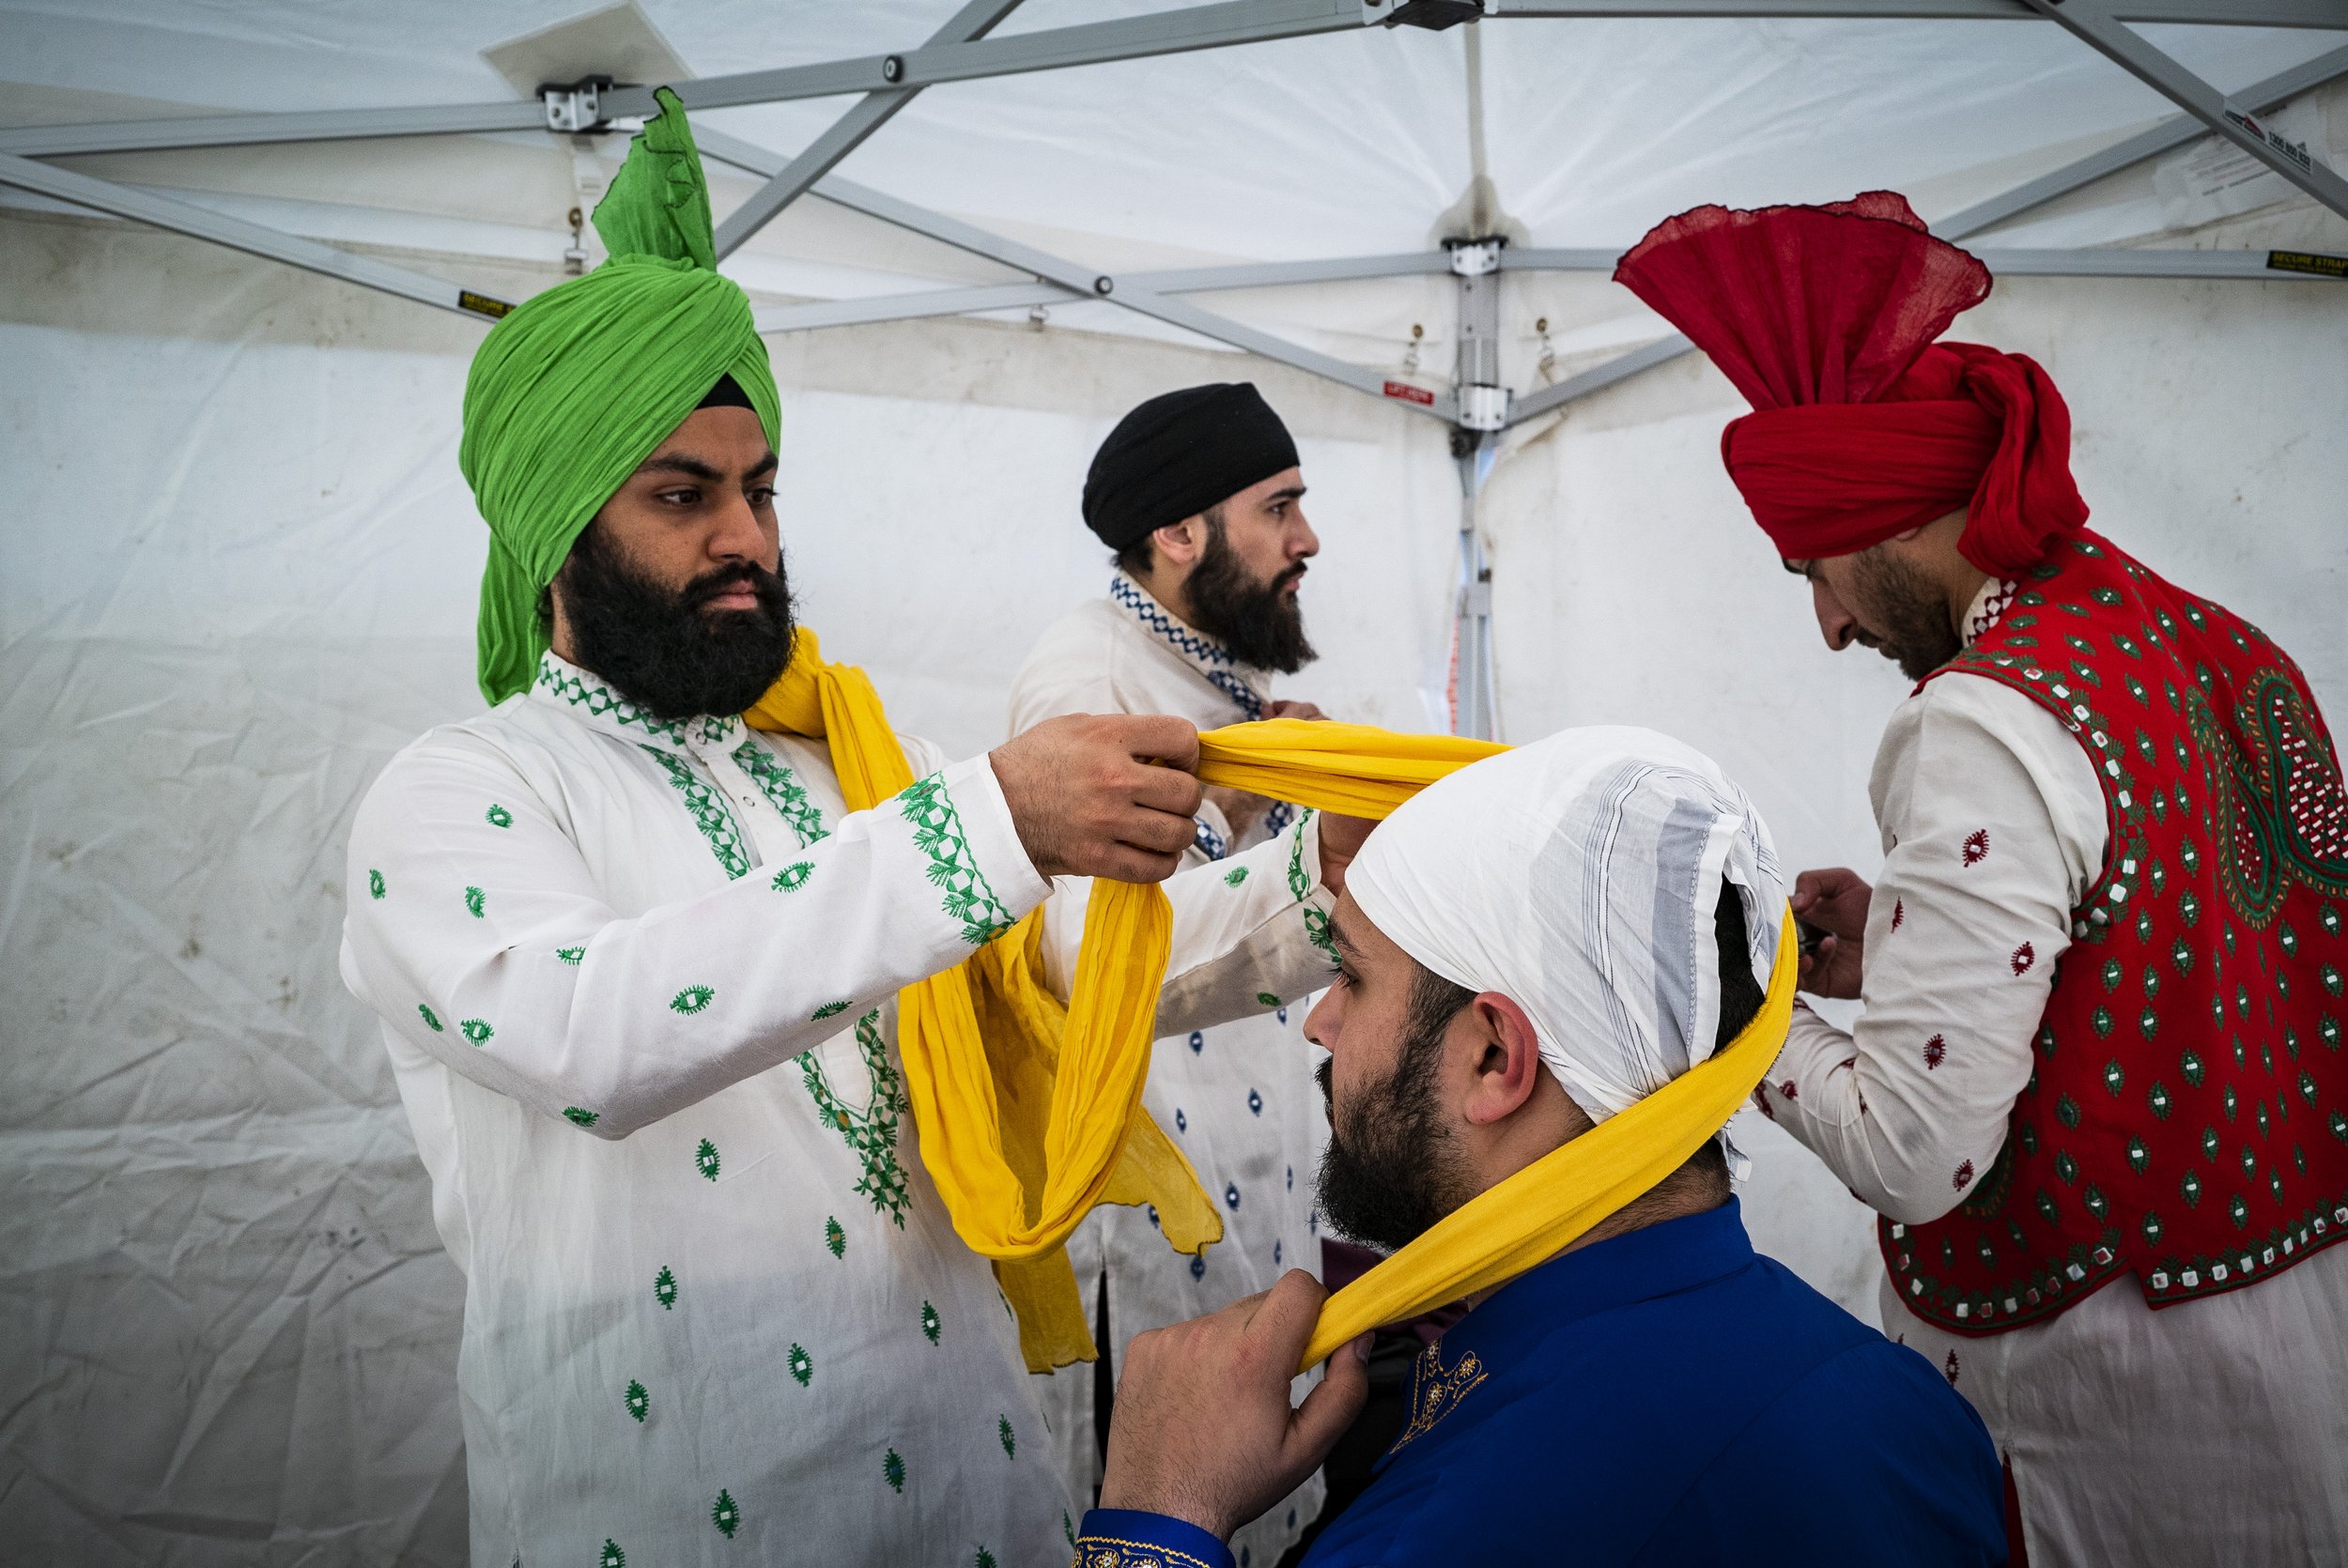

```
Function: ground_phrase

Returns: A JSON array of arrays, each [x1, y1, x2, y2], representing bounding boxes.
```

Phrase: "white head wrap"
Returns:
[[1346, 726, 1784, 1123]]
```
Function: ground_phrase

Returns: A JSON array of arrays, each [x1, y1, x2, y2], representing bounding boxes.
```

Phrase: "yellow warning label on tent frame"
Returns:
[[2265, 251, 2347, 279]]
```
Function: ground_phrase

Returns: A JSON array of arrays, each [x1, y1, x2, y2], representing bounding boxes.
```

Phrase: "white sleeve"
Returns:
[[1037, 810, 1339, 1037], [339, 734, 1049, 1140], [1757, 674, 2108, 1225]]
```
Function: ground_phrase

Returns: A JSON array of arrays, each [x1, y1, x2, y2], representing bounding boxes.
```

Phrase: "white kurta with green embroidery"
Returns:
[[339, 653, 1336, 1568], [1011, 575, 1337, 1568]]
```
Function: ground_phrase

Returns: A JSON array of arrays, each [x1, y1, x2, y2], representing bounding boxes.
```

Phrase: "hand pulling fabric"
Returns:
[[746, 655, 1504, 1368], [460, 87, 781, 704], [1613, 191, 2088, 573]]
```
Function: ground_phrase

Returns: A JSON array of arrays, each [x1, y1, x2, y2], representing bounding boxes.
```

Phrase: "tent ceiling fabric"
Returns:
[[4, 3, 2343, 270]]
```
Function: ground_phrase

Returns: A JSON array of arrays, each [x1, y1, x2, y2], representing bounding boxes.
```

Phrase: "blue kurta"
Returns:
[[1075, 1199, 2007, 1568]]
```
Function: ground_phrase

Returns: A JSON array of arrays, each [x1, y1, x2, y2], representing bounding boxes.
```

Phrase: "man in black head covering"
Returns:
[[1006, 382, 1340, 1567]]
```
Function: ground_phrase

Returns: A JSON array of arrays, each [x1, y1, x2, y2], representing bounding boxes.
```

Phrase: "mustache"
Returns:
[[683, 561, 779, 607]]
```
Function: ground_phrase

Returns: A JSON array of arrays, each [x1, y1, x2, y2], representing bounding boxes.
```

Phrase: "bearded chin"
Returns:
[[1183, 522, 1317, 674], [1315, 1057, 1463, 1254], [554, 522, 800, 721]]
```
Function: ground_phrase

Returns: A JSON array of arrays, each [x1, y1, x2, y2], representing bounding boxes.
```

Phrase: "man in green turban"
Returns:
[[341, 90, 1360, 1567]]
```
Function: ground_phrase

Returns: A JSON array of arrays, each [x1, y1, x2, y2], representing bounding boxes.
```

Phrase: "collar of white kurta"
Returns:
[[1107, 570, 1274, 722], [1962, 576, 2021, 649], [532, 651, 743, 756]]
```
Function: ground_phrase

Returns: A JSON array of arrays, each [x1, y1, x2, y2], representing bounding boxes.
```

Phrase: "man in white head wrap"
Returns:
[[1067, 728, 2010, 1568]]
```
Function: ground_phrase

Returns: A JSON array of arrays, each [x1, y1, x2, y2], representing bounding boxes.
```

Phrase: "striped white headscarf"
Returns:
[[1347, 726, 1784, 1123]]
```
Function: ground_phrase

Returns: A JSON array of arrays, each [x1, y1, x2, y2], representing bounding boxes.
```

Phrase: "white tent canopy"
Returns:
[[2, 1, 2343, 1560]]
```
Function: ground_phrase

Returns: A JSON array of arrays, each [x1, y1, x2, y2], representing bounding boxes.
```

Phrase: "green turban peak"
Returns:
[[459, 85, 781, 705]]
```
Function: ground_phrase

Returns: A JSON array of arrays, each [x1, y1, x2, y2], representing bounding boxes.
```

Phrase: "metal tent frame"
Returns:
[[5, 0, 2343, 734]]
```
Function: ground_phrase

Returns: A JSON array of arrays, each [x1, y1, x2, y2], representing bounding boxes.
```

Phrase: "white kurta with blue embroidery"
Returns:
[[339, 652, 1336, 1568], [1011, 575, 1336, 1567]]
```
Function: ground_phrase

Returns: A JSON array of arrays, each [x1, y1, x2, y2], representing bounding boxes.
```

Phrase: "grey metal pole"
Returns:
[[1449, 237, 1507, 740], [2017, 0, 2348, 225], [710, 0, 1027, 261]]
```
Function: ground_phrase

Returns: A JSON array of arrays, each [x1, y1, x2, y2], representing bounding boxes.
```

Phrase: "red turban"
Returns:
[[1613, 192, 2088, 572]]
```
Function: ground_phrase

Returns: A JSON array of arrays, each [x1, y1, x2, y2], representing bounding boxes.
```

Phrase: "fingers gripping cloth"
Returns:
[[746, 657, 1506, 1369]]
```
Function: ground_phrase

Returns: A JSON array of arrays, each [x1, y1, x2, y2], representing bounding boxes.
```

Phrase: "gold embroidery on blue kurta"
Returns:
[[1385, 1341, 1489, 1456]]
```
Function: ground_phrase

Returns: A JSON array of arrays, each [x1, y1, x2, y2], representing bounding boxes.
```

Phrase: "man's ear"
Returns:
[[1459, 992, 1546, 1128], [1150, 515, 1207, 570]]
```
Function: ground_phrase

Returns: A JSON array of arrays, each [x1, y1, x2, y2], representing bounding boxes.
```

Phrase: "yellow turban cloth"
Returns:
[[745, 634, 1792, 1372]]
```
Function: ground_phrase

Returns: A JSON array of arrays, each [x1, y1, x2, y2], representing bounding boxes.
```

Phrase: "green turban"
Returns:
[[459, 86, 782, 704]]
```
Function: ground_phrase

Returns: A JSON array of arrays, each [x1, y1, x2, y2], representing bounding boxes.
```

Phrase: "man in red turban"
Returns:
[[1616, 192, 2348, 1566]]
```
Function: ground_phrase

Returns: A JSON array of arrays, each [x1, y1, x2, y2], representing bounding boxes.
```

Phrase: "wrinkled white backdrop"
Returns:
[[3, 3, 2345, 1561]]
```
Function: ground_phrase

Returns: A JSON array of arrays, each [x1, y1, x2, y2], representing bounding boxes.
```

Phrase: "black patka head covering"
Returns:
[[1082, 382, 1300, 549]]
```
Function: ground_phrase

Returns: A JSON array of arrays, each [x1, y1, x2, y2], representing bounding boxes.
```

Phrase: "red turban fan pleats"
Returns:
[[1614, 192, 2088, 573]]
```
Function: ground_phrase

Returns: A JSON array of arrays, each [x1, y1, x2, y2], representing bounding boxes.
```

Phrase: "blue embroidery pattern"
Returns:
[[1108, 574, 1265, 721], [1193, 816, 1228, 861]]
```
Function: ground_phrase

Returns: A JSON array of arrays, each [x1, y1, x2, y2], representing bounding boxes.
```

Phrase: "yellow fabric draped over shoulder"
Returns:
[[1296, 910, 1800, 1369], [748, 645, 1672, 1373], [744, 628, 1221, 1372]]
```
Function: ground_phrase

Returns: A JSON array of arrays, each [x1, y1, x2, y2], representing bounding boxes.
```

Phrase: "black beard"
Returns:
[[1847, 547, 1962, 682], [553, 522, 798, 720], [1314, 1031, 1465, 1254], [1183, 516, 1316, 675]]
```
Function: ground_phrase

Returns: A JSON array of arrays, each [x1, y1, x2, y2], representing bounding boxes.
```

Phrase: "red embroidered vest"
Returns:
[[1882, 530, 2348, 1335]]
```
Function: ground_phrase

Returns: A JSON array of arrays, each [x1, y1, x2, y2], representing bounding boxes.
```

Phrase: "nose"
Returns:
[[1291, 508, 1320, 561], [1303, 989, 1336, 1050], [708, 492, 768, 565], [1811, 576, 1861, 652]]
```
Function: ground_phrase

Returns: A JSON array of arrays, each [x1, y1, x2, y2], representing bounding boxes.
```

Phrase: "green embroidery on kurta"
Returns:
[[597, 1541, 626, 1568], [643, 747, 751, 880], [920, 1299, 941, 1344], [1224, 865, 1250, 886], [733, 741, 829, 847], [883, 1448, 905, 1493], [557, 945, 584, 965], [459, 1019, 492, 1046], [1063, 1513, 1076, 1550], [976, 1551, 997, 1568], [811, 1001, 850, 1021], [825, 1216, 846, 1257], [564, 1107, 599, 1128], [367, 869, 385, 899], [464, 885, 487, 918], [801, 1010, 911, 1225], [712, 1489, 740, 1540], [654, 1265, 677, 1308], [417, 1004, 442, 1032], [1287, 807, 1337, 964], [788, 1343, 812, 1386], [671, 984, 716, 1015], [1255, 992, 1281, 1007], [695, 1139, 721, 1180], [896, 774, 1018, 944], [486, 804, 513, 828], [997, 1415, 1015, 1458], [624, 1379, 648, 1422], [538, 660, 687, 745], [771, 860, 814, 892]]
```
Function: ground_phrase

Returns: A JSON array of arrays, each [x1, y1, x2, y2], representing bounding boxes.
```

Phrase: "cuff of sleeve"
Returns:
[[946, 751, 1052, 918], [1074, 1510, 1235, 1568]]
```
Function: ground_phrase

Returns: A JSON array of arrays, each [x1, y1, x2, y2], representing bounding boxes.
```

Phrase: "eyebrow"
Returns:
[[1782, 558, 1815, 579], [1269, 484, 1307, 503], [1325, 912, 1363, 958], [635, 450, 780, 484]]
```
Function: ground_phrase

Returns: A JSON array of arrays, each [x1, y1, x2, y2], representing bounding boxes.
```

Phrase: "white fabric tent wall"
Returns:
[[3, 3, 2346, 1561]]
